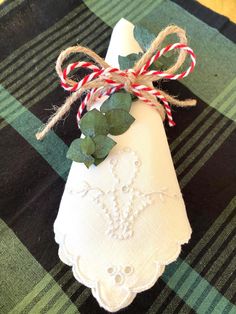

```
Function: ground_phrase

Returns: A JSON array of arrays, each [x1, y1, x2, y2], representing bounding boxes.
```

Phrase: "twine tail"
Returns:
[[160, 90, 197, 107], [35, 25, 197, 140], [36, 91, 82, 141]]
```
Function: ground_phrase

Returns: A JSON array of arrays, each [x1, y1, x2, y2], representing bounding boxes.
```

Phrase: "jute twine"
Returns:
[[36, 25, 196, 141]]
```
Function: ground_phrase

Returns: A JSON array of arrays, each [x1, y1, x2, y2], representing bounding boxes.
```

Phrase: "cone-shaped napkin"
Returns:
[[53, 18, 192, 312]]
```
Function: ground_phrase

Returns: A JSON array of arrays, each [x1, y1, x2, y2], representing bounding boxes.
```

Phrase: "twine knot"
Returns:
[[123, 70, 136, 93], [36, 25, 196, 141]]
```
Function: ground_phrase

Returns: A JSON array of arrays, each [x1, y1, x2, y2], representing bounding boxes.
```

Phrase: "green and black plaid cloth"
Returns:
[[0, 0, 235, 313]]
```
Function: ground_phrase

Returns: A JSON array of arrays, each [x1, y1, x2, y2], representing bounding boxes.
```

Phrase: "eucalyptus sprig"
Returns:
[[119, 24, 174, 71], [67, 24, 173, 168], [67, 91, 134, 167]]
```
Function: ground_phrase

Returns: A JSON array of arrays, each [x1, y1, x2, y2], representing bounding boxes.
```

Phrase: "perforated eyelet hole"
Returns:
[[124, 266, 132, 274], [107, 267, 115, 275], [122, 185, 129, 192], [114, 274, 122, 284], [135, 160, 141, 167]]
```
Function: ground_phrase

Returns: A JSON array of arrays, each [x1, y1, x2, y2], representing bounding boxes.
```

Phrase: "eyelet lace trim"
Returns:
[[56, 147, 191, 312]]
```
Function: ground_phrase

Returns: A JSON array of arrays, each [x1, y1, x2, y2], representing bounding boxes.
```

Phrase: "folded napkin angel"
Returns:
[[36, 19, 196, 312]]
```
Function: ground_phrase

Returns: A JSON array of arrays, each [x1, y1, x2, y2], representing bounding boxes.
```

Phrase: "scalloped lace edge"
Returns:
[[55, 230, 191, 312]]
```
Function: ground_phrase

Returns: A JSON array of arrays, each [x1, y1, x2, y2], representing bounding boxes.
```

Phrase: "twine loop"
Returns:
[[36, 25, 196, 141]]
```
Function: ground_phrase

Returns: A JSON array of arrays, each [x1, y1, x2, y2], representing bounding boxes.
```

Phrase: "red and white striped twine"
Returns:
[[60, 43, 196, 127]]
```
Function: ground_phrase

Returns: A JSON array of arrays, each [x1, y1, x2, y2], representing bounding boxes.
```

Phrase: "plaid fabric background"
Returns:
[[0, 0, 235, 313]]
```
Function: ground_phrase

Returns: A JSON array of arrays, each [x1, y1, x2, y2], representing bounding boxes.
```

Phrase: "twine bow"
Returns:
[[36, 25, 196, 141]]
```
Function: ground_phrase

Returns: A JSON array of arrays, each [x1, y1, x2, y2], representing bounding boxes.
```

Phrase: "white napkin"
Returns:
[[54, 18, 192, 312]]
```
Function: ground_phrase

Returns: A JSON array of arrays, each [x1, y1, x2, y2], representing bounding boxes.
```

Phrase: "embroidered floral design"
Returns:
[[67, 148, 180, 240]]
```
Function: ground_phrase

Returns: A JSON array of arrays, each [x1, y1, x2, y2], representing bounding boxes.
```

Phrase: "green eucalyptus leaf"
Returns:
[[118, 51, 162, 73], [152, 60, 163, 70], [93, 135, 116, 159], [105, 109, 135, 136], [84, 156, 95, 168], [66, 138, 95, 167], [79, 109, 108, 137], [94, 156, 107, 166], [118, 52, 143, 70], [134, 24, 177, 69], [134, 24, 156, 52], [80, 136, 95, 155], [101, 92, 132, 113]]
